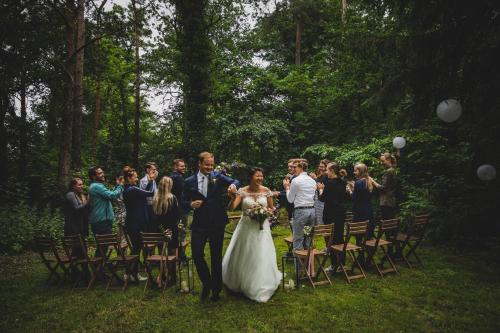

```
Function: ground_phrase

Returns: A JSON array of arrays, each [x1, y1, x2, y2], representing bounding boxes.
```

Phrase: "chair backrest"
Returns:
[[95, 234, 122, 260], [343, 221, 369, 250], [141, 232, 169, 257], [375, 218, 400, 245], [63, 234, 89, 261], [345, 212, 353, 224], [34, 236, 61, 262], [411, 214, 429, 239]]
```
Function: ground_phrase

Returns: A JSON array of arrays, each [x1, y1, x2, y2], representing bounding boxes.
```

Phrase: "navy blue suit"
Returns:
[[182, 171, 240, 295]]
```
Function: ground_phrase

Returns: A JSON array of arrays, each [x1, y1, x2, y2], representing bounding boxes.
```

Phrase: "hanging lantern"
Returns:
[[477, 164, 496, 181], [393, 136, 406, 149], [436, 99, 462, 122]]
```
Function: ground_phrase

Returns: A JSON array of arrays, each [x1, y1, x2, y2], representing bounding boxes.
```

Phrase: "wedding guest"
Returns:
[[169, 159, 189, 262], [372, 153, 399, 220], [64, 177, 89, 237], [318, 162, 350, 269], [123, 168, 156, 256], [311, 159, 329, 225], [347, 162, 376, 238], [64, 178, 89, 259], [88, 166, 124, 256], [280, 159, 298, 223], [115, 166, 133, 249], [283, 160, 316, 252], [139, 161, 158, 231], [318, 162, 349, 242], [152, 176, 180, 287]]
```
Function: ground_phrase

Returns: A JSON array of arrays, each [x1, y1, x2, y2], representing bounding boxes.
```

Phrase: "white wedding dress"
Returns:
[[222, 189, 281, 303]]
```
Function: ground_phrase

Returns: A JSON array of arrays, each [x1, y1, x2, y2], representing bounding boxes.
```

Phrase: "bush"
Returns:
[[302, 127, 481, 241], [0, 202, 63, 254]]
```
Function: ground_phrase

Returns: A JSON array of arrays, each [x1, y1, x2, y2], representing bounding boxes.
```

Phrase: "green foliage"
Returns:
[[0, 203, 63, 254]]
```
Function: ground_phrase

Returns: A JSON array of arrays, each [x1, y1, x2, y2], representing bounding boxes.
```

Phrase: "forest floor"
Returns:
[[1, 222, 500, 333]]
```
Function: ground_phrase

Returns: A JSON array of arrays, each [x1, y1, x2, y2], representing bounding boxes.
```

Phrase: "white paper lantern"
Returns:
[[436, 99, 462, 122], [477, 164, 496, 181], [393, 136, 406, 149]]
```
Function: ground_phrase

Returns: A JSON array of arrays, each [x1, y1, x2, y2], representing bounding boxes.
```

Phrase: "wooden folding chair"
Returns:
[[395, 214, 429, 268], [62, 235, 103, 290], [330, 221, 368, 283], [95, 234, 139, 291], [284, 235, 294, 255], [294, 224, 334, 288], [365, 218, 400, 277], [141, 232, 178, 292], [33, 236, 72, 284]]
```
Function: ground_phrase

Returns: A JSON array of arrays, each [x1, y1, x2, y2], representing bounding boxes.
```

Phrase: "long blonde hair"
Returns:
[[152, 176, 176, 215], [354, 163, 374, 192]]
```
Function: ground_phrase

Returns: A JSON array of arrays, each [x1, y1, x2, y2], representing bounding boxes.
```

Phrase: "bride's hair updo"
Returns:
[[248, 167, 264, 181]]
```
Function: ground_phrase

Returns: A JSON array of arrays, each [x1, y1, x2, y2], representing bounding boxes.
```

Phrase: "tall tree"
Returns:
[[130, 0, 143, 168], [174, 0, 212, 158]]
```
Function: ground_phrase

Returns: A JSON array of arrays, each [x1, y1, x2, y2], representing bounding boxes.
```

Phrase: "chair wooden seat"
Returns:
[[147, 254, 177, 261], [293, 224, 334, 288], [330, 221, 369, 283], [95, 234, 141, 291], [365, 219, 400, 277], [34, 236, 72, 284], [108, 255, 138, 262], [394, 215, 429, 268], [294, 249, 325, 257], [365, 239, 392, 247], [331, 243, 360, 252], [63, 235, 103, 290]]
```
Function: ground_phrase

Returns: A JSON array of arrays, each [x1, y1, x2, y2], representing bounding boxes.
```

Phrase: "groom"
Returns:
[[183, 152, 240, 301]]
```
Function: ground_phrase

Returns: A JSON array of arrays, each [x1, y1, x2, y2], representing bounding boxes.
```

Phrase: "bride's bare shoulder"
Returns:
[[259, 186, 270, 193]]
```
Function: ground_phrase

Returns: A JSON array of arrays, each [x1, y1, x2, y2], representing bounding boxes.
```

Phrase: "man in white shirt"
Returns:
[[283, 160, 317, 252]]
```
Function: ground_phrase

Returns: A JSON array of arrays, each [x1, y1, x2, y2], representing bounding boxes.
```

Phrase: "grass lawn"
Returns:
[[1, 222, 500, 333]]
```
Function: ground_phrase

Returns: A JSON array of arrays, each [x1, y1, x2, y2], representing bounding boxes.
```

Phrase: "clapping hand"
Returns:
[[227, 184, 237, 196], [147, 168, 158, 181], [283, 178, 290, 190], [116, 176, 124, 185], [317, 183, 325, 190]]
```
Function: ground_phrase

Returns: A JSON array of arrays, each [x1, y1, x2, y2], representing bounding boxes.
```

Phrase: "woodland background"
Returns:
[[1, 0, 499, 253]]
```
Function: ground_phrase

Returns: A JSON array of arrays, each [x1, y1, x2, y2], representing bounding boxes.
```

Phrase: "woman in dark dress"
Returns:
[[64, 177, 89, 239], [373, 153, 399, 220], [318, 162, 349, 244], [151, 176, 179, 287], [123, 168, 156, 256], [347, 162, 376, 239], [311, 159, 329, 225]]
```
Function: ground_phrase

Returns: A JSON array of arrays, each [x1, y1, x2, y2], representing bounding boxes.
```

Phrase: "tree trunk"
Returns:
[[175, 0, 211, 159], [19, 73, 27, 177], [0, 92, 9, 184], [295, 21, 303, 66], [92, 77, 101, 155], [131, 0, 141, 169], [71, 0, 85, 170], [58, 1, 76, 189]]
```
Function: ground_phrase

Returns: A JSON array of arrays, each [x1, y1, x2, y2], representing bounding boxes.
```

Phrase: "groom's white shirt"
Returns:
[[197, 171, 209, 197], [286, 172, 316, 207]]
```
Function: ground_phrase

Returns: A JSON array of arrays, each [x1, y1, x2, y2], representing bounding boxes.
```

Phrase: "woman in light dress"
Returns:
[[222, 167, 281, 303]]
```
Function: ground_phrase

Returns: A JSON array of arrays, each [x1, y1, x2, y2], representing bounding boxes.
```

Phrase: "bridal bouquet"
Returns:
[[245, 203, 271, 230]]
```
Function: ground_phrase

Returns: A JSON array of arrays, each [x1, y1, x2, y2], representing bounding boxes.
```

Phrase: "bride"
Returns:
[[222, 167, 281, 303]]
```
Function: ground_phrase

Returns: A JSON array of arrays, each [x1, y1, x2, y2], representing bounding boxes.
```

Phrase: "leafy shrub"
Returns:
[[0, 202, 64, 254]]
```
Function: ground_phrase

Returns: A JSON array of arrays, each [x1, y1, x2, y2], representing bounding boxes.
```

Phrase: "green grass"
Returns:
[[1, 223, 500, 333]]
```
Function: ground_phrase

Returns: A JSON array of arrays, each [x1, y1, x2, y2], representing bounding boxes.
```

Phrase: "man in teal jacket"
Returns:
[[88, 166, 124, 256]]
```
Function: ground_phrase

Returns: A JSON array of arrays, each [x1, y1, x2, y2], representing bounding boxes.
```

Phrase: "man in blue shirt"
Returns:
[[88, 166, 124, 256]]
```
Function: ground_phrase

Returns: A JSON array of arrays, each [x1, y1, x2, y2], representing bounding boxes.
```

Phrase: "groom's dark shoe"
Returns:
[[201, 286, 211, 301]]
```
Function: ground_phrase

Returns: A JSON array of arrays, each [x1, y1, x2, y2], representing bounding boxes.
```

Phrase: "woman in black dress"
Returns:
[[318, 162, 349, 268], [151, 176, 179, 287]]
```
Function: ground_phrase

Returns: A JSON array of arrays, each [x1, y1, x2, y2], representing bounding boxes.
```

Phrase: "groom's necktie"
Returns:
[[200, 175, 208, 197]]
